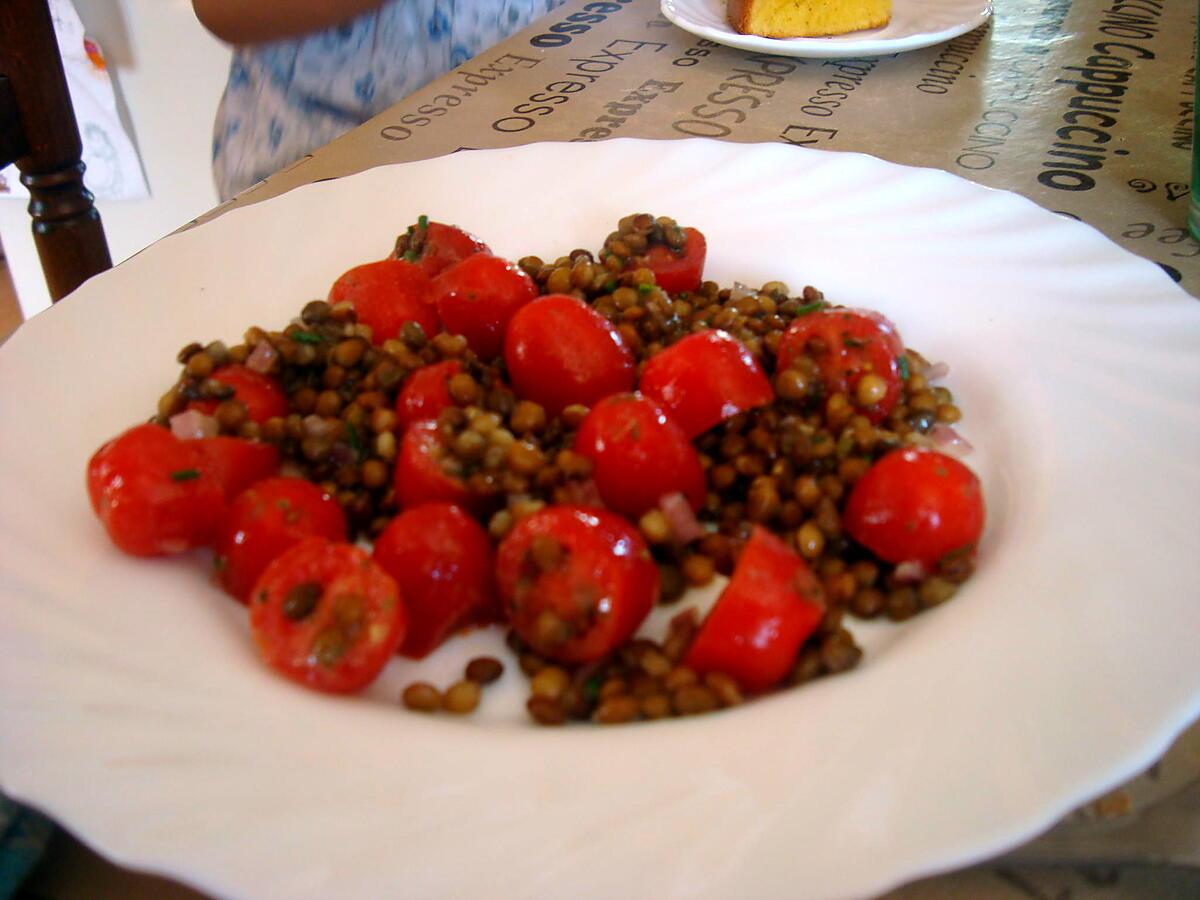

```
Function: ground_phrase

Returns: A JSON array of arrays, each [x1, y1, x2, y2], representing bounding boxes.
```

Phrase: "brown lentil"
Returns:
[[465, 656, 505, 685], [704, 672, 744, 707], [673, 684, 719, 716], [681, 554, 715, 587], [530, 665, 570, 700], [527, 696, 567, 725], [594, 695, 640, 724], [639, 693, 672, 719], [442, 680, 481, 714], [402, 682, 441, 712]]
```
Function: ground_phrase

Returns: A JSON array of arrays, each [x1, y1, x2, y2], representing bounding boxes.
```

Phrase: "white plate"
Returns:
[[661, 0, 992, 58], [1, 139, 1199, 900]]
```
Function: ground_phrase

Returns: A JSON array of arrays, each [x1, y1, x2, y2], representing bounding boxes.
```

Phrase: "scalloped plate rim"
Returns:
[[1, 138, 1198, 900]]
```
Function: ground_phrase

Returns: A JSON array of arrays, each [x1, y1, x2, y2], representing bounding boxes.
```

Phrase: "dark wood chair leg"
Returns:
[[0, 0, 112, 302]]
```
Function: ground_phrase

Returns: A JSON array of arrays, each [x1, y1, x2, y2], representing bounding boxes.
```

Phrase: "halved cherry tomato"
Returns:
[[775, 309, 902, 423], [249, 538, 406, 694], [573, 393, 706, 519], [327, 258, 439, 344], [843, 448, 985, 568], [187, 364, 288, 425], [86, 423, 226, 556], [214, 478, 348, 603], [397, 219, 490, 278], [639, 330, 773, 438], [504, 295, 635, 417], [373, 503, 495, 658], [641, 227, 706, 295], [394, 360, 462, 432], [495, 506, 659, 664], [194, 436, 279, 499], [684, 526, 825, 693], [394, 420, 475, 511], [432, 255, 538, 360]]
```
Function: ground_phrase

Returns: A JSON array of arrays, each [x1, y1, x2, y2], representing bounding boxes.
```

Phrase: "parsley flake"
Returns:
[[346, 422, 364, 461]]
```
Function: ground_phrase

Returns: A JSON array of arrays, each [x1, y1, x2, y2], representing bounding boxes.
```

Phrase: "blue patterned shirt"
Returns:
[[211, 0, 563, 200]]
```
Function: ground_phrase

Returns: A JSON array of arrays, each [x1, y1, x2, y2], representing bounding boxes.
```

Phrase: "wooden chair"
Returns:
[[0, 0, 112, 302]]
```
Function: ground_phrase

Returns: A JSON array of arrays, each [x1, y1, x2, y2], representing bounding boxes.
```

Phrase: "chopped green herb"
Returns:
[[346, 422, 364, 461], [583, 676, 602, 702], [404, 249, 419, 263], [603, 280, 618, 293], [637, 283, 654, 294], [897, 356, 910, 380], [293, 331, 323, 345], [417, 214, 429, 229], [170, 468, 200, 482], [792, 301, 824, 317]]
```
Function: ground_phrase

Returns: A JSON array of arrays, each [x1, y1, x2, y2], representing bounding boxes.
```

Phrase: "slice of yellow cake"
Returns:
[[727, 0, 891, 38]]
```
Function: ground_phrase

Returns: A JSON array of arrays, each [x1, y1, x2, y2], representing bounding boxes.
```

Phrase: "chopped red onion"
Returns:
[[730, 282, 756, 302], [929, 423, 974, 457], [894, 560, 928, 583], [245, 340, 278, 374], [659, 492, 705, 544], [329, 443, 356, 467], [558, 479, 603, 507], [169, 409, 218, 440], [303, 415, 337, 438], [925, 361, 950, 382]]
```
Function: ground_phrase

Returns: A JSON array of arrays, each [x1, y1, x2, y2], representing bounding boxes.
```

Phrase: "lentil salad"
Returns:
[[84, 213, 985, 725]]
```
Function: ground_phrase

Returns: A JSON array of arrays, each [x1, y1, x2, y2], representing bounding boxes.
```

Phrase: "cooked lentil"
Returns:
[[465, 656, 505, 685], [402, 682, 442, 712], [442, 680, 481, 714]]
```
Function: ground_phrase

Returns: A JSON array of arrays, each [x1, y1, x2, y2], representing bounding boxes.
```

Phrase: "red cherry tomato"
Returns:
[[401, 220, 490, 277], [504, 295, 635, 417], [194, 436, 279, 499], [86, 423, 226, 556], [394, 420, 474, 511], [684, 526, 825, 693], [776, 309, 902, 423], [843, 448, 985, 568], [641, 227, 707, 295], [573, 393, 706, 519], [394, 360, 462, 432], [249, 538, 406, 694], [432, 255, 538, 360], [214, 478, 348, 603], [639, 330, 774, 438], [327, 258, 439, 344], [496, 506, 658, 664], [187, 364, 288, 424], [373, 503, 496, 658]]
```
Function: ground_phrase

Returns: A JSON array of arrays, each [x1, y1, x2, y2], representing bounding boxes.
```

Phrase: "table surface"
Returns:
[[198, 0, 1200, 298], [21, 0, 1200, 896]]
